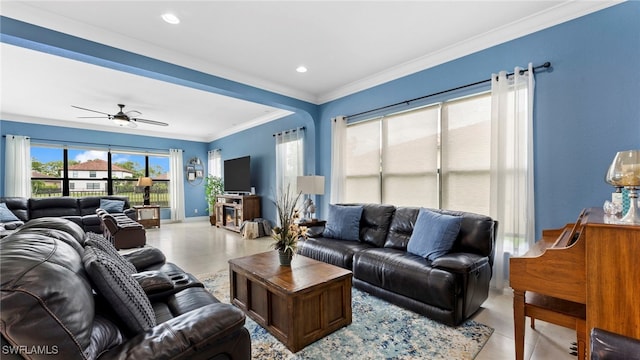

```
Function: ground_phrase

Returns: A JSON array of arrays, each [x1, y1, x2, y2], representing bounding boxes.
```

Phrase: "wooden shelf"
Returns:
[[214, 194, 260, 233]]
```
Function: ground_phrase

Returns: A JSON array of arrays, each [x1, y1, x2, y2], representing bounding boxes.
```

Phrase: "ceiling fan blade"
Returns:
[[133, 118, 169, 126], [71, 105, 111, 116], [125, 110, 142, 117], [78, 116, 110, 119]]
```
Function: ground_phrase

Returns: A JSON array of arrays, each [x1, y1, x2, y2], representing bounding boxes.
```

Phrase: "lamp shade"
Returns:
[[297, 176, 325, 195], [137, 177, 153, 187]]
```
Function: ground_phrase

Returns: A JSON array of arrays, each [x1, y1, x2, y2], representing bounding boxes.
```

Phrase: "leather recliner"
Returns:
[[0, 218, 250, 360], [97, 208, 146, 249]]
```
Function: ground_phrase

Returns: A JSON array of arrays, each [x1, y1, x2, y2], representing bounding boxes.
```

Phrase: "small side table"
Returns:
[[298, 219, 326, 227], [298, 219, 326, 237], [134, 205, 160, 229]]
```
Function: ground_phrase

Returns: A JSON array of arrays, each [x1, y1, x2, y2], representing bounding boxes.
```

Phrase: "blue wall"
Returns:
[[2, 3, 639, 234], [210, 112, 316, 222], [317, 2, 639, 237]]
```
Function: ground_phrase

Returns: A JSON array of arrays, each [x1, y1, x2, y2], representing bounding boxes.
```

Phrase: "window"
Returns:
[[30, 146, 170, 207], [275, 129, 304, 195], [208, 149, 222, 177], [344, 92, 490, 215], [87, 182, 101, 190]]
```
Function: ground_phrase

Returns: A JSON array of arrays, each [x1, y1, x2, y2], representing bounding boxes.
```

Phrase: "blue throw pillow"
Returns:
[[0, 203, 20, 222], [100, 199, 125, 214], [322, 204, 363, 241], [407, 208, 462, 261]]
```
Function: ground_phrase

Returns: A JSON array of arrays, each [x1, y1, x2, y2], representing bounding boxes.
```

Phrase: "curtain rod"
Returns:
[[345, 62, 551, 120], [272, 126, 306, 137], [2, 135, 169, 153]]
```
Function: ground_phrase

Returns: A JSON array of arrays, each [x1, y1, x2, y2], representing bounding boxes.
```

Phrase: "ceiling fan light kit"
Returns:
[[72, 103, 169, 127]]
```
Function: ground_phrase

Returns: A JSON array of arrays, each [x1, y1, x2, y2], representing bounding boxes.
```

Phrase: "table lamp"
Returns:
[[297, 175, 325, 221], [137, 177, 153, 205], [605, 149, 640, 224]]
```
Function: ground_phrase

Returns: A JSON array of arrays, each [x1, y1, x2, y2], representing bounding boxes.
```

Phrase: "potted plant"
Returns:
[[270, 185, 308, 266], [205, 175, 224, 225]]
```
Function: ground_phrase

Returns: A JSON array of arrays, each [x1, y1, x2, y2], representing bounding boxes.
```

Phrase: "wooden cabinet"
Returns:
[[134, 205, 160, 228], [214, 194, 260, 232]]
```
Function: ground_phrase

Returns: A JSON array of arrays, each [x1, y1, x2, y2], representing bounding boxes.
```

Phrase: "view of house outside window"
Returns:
[[30, 146, 170, 207]]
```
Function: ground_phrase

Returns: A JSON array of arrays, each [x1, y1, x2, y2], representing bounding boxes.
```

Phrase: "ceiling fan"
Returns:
[[71, 104, 169, 128]]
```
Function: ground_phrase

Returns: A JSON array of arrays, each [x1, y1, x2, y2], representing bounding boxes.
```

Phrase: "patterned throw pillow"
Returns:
[[83, 246, 156, 334], [84, 232, 137, 275]]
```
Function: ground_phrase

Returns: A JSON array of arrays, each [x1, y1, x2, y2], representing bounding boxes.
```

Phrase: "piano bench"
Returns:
[[525, 292, 587, 359]]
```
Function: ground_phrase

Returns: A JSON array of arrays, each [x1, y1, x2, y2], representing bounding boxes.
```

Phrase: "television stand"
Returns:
[[214, 194, 261, 233]]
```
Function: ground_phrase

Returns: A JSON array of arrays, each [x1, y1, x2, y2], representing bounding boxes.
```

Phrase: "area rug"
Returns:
[[197, 271, 493, 359]]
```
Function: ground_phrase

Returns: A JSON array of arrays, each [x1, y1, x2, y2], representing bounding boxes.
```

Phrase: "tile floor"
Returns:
[[146, 220, 578, 360]]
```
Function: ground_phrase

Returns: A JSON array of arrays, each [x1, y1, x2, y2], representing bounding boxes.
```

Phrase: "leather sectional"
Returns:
[[0, 195, 136, 233], [298, 204, 497, 326], [0, 217, 250, 359]]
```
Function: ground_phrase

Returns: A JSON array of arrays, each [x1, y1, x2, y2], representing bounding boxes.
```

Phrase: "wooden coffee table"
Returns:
[[228, 251, 352, 352]]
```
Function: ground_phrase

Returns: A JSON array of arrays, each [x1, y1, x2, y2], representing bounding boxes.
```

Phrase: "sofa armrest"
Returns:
[[122, 247, 166, 271], [98, 303, 249, 360], [431, 253, 488, 273]]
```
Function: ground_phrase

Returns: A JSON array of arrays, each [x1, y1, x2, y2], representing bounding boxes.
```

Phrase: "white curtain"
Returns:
[[4, 135, 32, 197], [169, 148, 185, 221], [489, 63, 536, 291], [208, 149, 222, 177], [330, 116, 347, 204], [275, 128, 304, 199]]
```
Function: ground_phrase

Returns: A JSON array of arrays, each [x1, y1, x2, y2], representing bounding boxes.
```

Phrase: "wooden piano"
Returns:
[[510, 207, 640, 360]]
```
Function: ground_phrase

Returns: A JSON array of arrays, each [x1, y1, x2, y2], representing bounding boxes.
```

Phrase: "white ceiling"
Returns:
[[0, 1, 621, 142]]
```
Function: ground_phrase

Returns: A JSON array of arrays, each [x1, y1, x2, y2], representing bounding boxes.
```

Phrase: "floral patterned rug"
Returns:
[[198, 271, 493, 360]]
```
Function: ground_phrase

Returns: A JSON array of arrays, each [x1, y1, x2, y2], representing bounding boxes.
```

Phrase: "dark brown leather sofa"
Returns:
[[0, 196, 136, 233], [0, 218, 250, 360], [298, 204, 497, 326]]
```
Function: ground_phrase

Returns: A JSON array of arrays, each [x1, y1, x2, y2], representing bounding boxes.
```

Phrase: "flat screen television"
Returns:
[[223, 156, 251, 193]]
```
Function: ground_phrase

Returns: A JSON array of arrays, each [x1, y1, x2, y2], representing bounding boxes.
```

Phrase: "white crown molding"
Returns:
[[1, 109, 293, 143], [0, 112, 213, 143], [207, 109, 293, 142], [0, 2, 319, 104], [317, 0, 624, 104], [0, 0, 624, 108]]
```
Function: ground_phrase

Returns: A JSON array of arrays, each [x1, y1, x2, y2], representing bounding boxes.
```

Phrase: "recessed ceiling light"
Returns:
[[161, 13, 180, 25], [296, 66, 308, 73]]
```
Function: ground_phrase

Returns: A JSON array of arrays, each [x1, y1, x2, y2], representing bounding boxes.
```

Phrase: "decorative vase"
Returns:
[[278, 250, 293, 266]]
